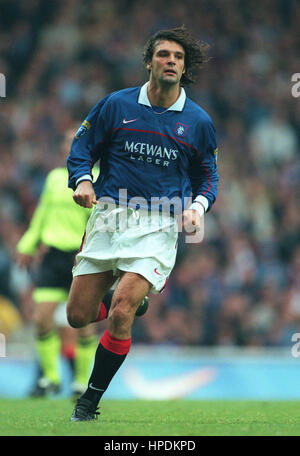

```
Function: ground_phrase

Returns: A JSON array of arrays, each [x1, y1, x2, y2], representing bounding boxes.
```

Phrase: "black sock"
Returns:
[[81, 343, 127, 405]]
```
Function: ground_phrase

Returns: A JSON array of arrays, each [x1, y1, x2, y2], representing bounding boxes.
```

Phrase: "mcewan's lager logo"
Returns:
[[124, 141, 178, 167]]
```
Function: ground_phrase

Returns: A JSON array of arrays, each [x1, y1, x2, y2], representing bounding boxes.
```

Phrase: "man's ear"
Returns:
[[146, 62, 152, 70]]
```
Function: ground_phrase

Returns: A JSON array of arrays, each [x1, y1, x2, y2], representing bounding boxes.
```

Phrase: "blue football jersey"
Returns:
[[67, 82, 219, 214]]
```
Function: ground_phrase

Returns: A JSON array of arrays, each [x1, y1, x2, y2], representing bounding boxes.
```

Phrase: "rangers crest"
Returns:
[[174, 122, 189, 137]]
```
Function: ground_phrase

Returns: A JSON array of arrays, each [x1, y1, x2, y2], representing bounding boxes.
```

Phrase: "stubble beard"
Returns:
[[157, 72, 181, 89]]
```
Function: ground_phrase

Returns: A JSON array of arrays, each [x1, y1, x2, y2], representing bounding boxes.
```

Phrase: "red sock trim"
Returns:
[[97, 302, 108, 321], [61, 344, 75, 360], [100, 329, 131, 355]]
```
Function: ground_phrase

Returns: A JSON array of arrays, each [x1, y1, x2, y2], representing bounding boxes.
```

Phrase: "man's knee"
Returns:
[[108, 296, 135, 327], [66, 306, 88, 329]]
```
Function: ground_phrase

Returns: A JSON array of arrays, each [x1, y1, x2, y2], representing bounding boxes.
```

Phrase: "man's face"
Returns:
[[147, 40, 185, 86]]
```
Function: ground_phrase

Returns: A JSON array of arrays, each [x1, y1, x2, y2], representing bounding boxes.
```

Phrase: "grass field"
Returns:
[[0, 399, 300, 436]]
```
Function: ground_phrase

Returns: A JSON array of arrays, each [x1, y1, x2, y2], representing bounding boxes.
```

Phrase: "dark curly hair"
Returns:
[[142, 25, 209, 86]]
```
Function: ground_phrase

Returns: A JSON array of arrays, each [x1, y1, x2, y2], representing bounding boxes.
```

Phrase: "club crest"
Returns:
[[174, 122, 189, 137]]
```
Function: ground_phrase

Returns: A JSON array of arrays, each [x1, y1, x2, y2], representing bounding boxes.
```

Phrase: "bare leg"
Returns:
[[107, 271, 151, 339], [70, 271, 152, 418], [67, 271, 116, 328], [34, 301, 58, 335]]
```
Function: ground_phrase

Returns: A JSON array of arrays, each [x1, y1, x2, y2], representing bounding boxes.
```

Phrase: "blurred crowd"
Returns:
[[0, 0, 299, 347]]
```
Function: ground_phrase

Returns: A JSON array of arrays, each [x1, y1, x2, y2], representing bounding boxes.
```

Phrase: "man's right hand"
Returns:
[[73, 181, 98, 208]]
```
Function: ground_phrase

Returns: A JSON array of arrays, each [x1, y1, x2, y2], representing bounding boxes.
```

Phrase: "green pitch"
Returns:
[[0, 399, 300, 436]]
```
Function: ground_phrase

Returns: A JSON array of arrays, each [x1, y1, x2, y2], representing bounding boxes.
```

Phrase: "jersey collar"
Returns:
[[138, 81, 186, 112]]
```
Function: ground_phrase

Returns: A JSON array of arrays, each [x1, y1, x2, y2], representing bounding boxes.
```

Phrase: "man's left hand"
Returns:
[[181, 209, 201, 233]]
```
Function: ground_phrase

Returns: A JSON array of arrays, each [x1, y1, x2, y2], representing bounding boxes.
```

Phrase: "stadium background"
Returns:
[[0, 0, 299, 399]]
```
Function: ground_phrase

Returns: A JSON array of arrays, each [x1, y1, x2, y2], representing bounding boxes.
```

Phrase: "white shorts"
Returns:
[[73, 203, 178, 294]]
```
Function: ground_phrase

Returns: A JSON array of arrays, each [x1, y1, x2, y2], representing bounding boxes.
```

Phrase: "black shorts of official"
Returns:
[[32, 247, 77, 303]]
